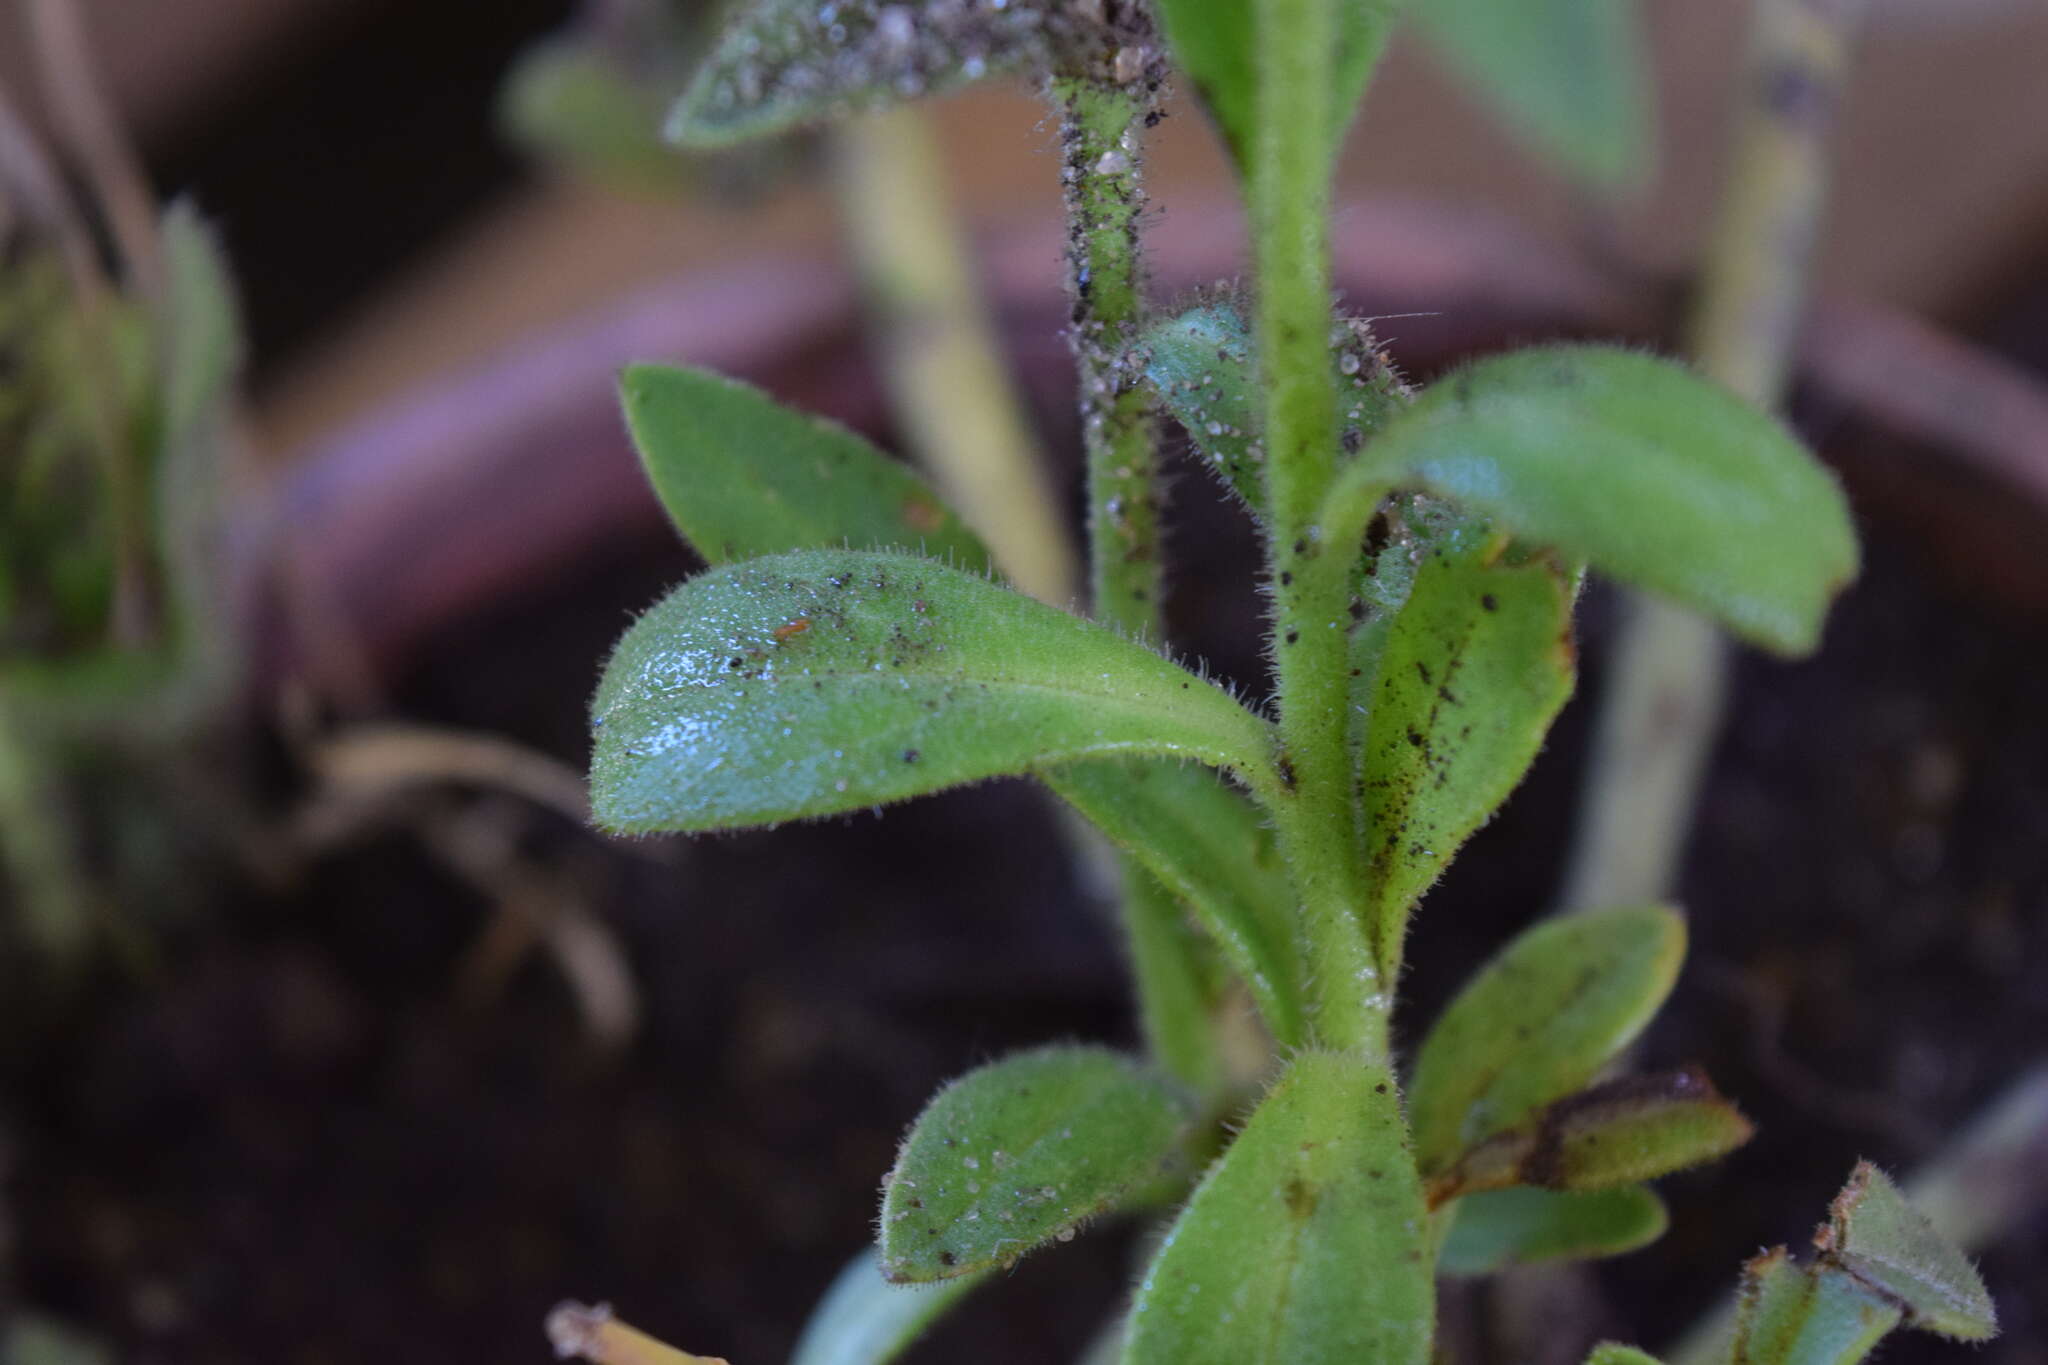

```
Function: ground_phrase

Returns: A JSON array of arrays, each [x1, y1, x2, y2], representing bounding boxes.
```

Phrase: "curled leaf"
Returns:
[[1429, 1067, 1753, 1205], [1733, 1249, 1901, 1365], [1141, 301, 1408, 522], [1822, 1162, 1997, 1342]]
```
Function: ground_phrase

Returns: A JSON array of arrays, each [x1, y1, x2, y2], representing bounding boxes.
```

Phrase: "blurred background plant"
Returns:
[[0, 0, 246, 975]]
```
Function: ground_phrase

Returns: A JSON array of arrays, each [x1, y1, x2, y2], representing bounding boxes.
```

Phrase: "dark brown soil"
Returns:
[[3, 366, 2043, 1365]]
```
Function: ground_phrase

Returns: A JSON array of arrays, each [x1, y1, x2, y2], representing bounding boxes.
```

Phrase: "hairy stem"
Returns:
[[1253, 0, 1385, 1058], [828, 105, 1074, 607], [1560, 0, 1869, 912], [1052, 73, 1163, 638]]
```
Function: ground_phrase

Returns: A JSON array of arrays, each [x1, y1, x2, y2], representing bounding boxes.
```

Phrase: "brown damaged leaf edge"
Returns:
[[1426, 1067, 1755, 1209]]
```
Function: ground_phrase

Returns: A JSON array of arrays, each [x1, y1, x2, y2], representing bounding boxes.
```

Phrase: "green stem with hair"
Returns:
[[1252, 0, 1386, 1060], [1051, 73, 1162, 637]]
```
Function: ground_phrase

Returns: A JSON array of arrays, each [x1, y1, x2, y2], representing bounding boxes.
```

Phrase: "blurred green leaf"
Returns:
[[1124, 1050, 1432, 1365], [1153, 0, 1398, 173], [669, 0, 1050, 147], [1045, 759, 1302, 1046], [1322, 345, 1858, 656], [1825, 1163, 1997, 1342], [1356, 537, 1579, 969], [1408, 905, 1685, 1165], [501, 40, 690, 191], [590, 550, 1275, 833], [790, 1247, 988, 1364], [880, 1046, 1193, 1281], [1439, 1185, 1666, 1276], [1411, 0, 1653, 188], [622, 364, 992, 573], [1583, 1346, 1665, 1365]]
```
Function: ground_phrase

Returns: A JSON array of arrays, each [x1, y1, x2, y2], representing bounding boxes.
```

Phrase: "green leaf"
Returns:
[[1044, 760, 1302, 1046], [157, 202, 243, 450], [1408, 905, 1686, 1166], [1154, 0, 1398, 174], [879, 1046, 1194, 1281], [1434, 1068, 1753, 1201], [501, 40, 691, 191], [1322, 345, 1859, 656], [668, 0, 1048, 147], [1438, 1186, 1667, 1276], [1824, 1162, 1997, 1341], [1125, 1050, 1432, 1365], [1141, 301, 1410, 523], [621, 364, 991, 573], [1733, 1250, 1900, 1365], [1356, 537, 1579, 969], [591, 550, 1276, 833], [1411, 0, 1652, 188], [1583, 1346, 1665, 1365], [790, 1248, 988, 1365], [588, 552, 1262, 829]]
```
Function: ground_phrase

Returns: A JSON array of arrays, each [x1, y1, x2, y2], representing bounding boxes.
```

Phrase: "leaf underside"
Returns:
[[789, 1247, 988, 1365], [1044, 759, 1302, 1044], [1438, 1185, 1667, 1277]]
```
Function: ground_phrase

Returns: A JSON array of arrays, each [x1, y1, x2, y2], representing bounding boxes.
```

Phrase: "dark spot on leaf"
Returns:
[[1284, 1178, 1319, 1219], [1481, 594, 1498, 612], [1285, 630, 1300, 645], [1279, 571, 1293, 587], [903, 749, 920, 764], [938, 1250, 957, 1266]]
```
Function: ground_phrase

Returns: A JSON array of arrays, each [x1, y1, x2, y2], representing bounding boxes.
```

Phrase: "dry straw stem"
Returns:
[[1562, 0, 1872, 912], [547, 1302, 727, 1365], [827, 104, 1076, 608]]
